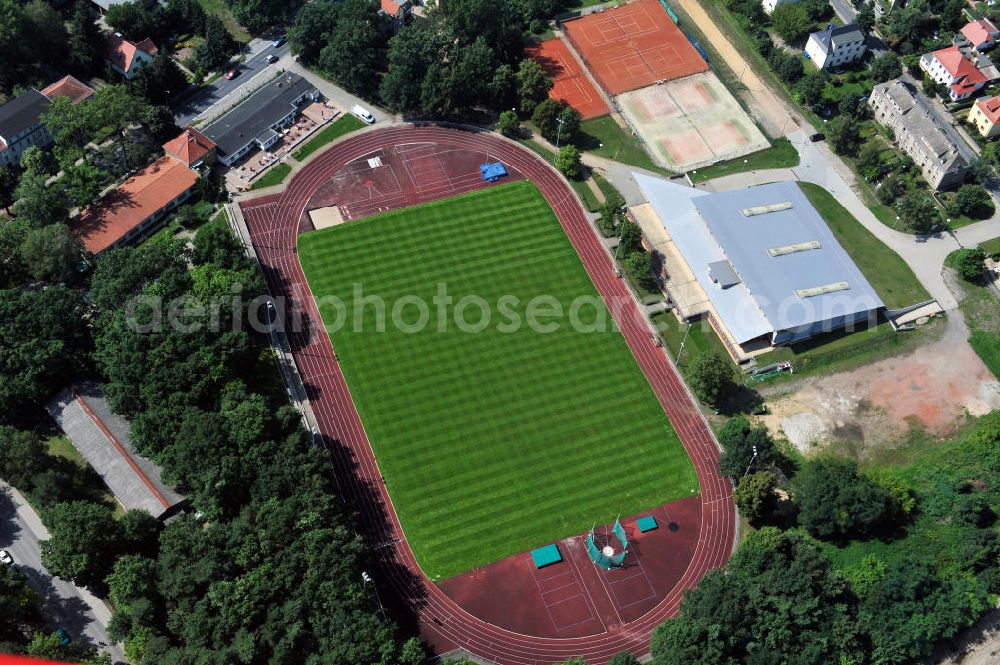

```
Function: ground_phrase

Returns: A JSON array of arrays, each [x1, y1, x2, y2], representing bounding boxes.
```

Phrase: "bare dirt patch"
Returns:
[[759, 315, 1000, 458], [925, 606, 1000, 665]]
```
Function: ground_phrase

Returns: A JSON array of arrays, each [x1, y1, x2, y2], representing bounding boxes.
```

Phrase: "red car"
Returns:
[[225, 69, 240, 80]]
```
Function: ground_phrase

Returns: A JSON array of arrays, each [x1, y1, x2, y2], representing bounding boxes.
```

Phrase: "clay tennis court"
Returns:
[[563, 0, 708, 95], [618, 71, 769, 172], [526, 38, 609, 120]]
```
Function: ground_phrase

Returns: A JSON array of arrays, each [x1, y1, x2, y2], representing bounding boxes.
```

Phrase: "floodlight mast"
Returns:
[[743, 445, 759, 477], [552, 117, 566, 164]]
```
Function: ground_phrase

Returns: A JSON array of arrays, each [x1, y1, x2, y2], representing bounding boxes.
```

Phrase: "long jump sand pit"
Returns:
[[618, 72, 769, 172], [563, 0, 708, 95], [526, 39, 609, 120]]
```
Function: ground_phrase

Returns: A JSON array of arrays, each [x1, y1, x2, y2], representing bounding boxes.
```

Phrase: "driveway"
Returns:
[[173, 38, 290, 127], [830, 0, 857, 22], [282, 59, 393, 123], [0, 483, 125, 665], [173, 39, 393, 128]]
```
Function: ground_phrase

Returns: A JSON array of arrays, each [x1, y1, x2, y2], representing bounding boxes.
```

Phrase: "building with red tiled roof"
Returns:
[[163, 128, 217, 168], [105, 34, 158, 79], [920, 45, 989, 101], [378, 0, 411, 28], [41, 75, 96, 105], [970, 95, 1000, 138], [961, 18, 1000, 51], [73, 156, 199, 254]]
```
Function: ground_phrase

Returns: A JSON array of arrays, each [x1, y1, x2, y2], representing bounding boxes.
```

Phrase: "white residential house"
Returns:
[[805, 24, 867, 70], [919, 45, 989, 101], [761, 0, 798, 15], [104, 34, 158, 79]]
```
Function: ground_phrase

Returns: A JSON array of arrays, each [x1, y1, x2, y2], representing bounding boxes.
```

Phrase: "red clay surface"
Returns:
[[526, 39, 610, 120], [563, 0, 708, 95], [439, 497, 701, 638], [238, 126, 734, 664], [302, 141, 522, 227]]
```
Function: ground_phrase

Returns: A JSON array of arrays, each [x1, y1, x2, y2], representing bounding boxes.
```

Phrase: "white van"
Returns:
[[351, 104, 376, 124]]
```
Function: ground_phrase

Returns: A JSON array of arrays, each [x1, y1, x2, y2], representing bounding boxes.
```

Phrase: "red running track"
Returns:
[[239, 126, 735, 664]]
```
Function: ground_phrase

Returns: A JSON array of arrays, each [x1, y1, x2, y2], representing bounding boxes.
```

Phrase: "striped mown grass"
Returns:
[[299, 180, 697, 579]]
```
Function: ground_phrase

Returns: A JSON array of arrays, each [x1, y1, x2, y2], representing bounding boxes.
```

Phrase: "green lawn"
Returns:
[[292, 115, 366, 161], [578, 116, 673, 175], [946, 253, 1000, 379], [752, 315, 943, 380], [651, 312, 735, 376], [980, 236, 1000, 257], [299, 181, 697, 579], [798, 183, 930, 309], [250, 163, 292, 190], [196, 0, 250, 42], [688, 138, 799, 183], [46, 434, 86, 466]]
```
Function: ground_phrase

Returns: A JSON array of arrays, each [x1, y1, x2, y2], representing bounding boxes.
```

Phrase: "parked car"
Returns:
[[225, 69, 240, 80], [351, 104, 375, 124], [0, 549, 12, 566], [810, 132, 825, 142], [266, 54, 278, 64], [272, 36, 286, 48]]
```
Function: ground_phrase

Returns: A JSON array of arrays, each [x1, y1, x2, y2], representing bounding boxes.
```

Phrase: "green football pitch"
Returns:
[[299, 180, 698, 580]]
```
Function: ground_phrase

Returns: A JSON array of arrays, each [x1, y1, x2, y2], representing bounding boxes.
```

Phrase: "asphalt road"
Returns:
[[0, 483, 125, 665], [173, 39, 291, 127], [830, 0, 858, 23]]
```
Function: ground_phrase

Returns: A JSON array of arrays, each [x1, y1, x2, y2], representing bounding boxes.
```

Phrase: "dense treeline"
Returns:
[[106, 0, 241, 74], [87, 229, 418, 663], [652, 413, 1000, 665], [0, 219, 416, 662], [288, 0, 557, 117], [0, 0, 101, 98]]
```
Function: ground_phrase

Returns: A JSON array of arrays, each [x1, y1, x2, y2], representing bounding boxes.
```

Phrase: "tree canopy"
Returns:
[[794, 457, 889, 540], [771, 3, 813, 43], [0, 287, 90, 424], [81, 221, 411, 662], [687, 351, 735, 407], [717, 415, 779, 478], [651, 528, 861, 665]]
